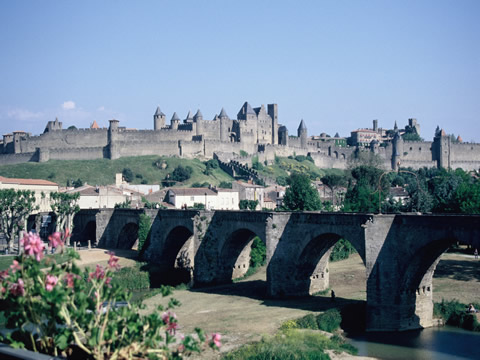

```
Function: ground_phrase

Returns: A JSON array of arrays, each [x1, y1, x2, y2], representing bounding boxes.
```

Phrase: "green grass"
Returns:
[[258, 157, 345, 182], [222, 329, 356, 360], [0, 156, 234, 187]]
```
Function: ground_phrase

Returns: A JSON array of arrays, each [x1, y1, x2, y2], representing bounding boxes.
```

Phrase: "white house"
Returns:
[[166, 187, 239, 210]]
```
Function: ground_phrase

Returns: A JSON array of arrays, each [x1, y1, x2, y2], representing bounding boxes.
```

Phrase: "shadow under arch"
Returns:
[[397, 236, 457, 329], [153, 225, 195, 286], [218, 228, 261, 283], [117, 222, 139, 249]]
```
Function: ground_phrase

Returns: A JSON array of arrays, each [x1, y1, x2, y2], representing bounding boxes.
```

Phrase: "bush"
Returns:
[[276, 176, 287, 186], [192, 182, 209, 188], [250, 236, 266, 268], [295, 155, 307, 162], [296, 314, 319, 330], [330, 239, 357, 262], [219, 181, 232, 189], [111, 263, 150, 290], [239, 199, 258, 210], [434, 300, 480, 331], [122, 167, 134, 182], [316, 309, 342, 332], [141, 179, 148, 184], [169, 165, 193, 182]]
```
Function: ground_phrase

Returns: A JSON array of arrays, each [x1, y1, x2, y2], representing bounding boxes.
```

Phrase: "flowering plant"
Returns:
[[0, 232, 220, 359]]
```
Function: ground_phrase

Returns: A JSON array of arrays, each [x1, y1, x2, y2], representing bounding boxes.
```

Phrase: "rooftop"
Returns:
[[0, 176, 58, 187]]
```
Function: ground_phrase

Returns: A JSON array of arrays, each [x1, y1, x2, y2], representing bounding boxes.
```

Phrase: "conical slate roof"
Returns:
[[171, 112, 180, 121], [298, 119, 307, 131], [219, 108, 229, 118], [186, 110, 193, 120], [193, 109, 203, 120], [154, 107, 165, 116]]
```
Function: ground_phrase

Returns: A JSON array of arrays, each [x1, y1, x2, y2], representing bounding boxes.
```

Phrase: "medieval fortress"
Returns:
[[1, 101, 480, 171]]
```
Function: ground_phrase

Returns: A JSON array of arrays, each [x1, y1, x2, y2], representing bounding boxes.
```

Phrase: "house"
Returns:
[[232, 181, 266, 210], [389, 186, 410, 205], [65, 185, 130, 209], [0, 176, 58, 212], [166, 187, 239, 210]]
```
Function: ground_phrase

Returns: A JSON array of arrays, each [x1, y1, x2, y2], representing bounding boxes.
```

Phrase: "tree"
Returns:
[[50, 192, 80, 244], [0, 189, 38, 252], [169, 165, 193, 182], [72, 178, 83, 188], [321, 174, 347, 207], [239, 200, 259, 211], [122, 168, 134, 183], [282, 173, 322, 211]]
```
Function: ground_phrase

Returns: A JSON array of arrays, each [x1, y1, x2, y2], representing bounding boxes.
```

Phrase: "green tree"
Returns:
[[239, 200, 259, 210], [282, 173, 322, 211], [50, 192, 80, 243], [219, 181, 232, 189], [169, 165, 193, 182], [0, 189, 38, 252], [122, 168, 134, 183], [321, 174, 347, 207]]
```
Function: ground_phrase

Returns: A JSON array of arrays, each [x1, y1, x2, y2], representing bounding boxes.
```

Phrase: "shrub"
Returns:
[[276, 176, 287, 186], [169, 165, 193, 182], [122, 167, 134, 182], [141, 179, 148, 184], [239, 199, 258, 210], [137, 213, 151, 252], [250, 236, 266, 268], [296, 314, 319, 330], [330, 238, 357, 262], [111, 263, 150, 290], [295, 155, 307, 162], [316, 309, 342, 332], [434, 300, 480, 331], [219, 181, 232, 189]]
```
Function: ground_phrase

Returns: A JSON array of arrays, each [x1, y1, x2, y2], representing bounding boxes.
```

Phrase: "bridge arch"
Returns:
[[117, 222, 139, 249]]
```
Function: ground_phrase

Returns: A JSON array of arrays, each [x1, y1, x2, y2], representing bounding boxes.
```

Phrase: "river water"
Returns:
[[346, 326, 480, 360]]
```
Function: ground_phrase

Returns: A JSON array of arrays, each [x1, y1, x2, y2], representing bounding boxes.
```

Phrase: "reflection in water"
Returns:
[[346, 326, 480, 360]]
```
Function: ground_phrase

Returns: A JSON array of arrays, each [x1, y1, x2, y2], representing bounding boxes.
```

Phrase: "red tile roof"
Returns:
[[0, 176, 58, 186]]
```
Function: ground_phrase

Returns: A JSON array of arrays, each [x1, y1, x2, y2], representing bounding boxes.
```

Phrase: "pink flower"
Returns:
[[9, 260, 21, 274], [48, 232, 63, 248], [9, 278, 25, 297], [64, 273, 78, 288], [210, 333, 222, 348], [89, 265, 105, 281], [162, 311, 178, 334], [0, 269, 9, 281], [45, 275, 58, 292], [21, 232, 44, 262], [107, 252, 121, 270]]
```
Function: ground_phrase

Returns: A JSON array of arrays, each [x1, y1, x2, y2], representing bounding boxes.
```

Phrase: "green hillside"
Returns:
[[0, 156, 234, 187], [0, 155, 347, 188]]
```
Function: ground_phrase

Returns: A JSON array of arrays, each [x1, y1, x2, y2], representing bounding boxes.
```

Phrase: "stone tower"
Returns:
[[219, 108, 229, 142], [298, 119, 307, 149], [433, 129, 451, 169], [194, 109, 203, 136], [278, 126, 288, 146], [391, 130, 403, 171], [153, 107, 166, 130], [268, 104, 278, 144], [373, 119, 378, 132], [170, 112, 180, 130], [108, 119, 120, 160]]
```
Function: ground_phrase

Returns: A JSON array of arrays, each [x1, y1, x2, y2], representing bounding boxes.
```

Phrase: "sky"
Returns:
[[1, 1, 479, 142]]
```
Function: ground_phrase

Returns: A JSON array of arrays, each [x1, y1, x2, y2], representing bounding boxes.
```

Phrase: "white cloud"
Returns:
[[62, 101, 76, 110], [6, 108, 43, 121]]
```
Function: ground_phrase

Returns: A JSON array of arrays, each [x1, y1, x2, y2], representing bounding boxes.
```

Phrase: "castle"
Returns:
[[1, 101, 480, 172]]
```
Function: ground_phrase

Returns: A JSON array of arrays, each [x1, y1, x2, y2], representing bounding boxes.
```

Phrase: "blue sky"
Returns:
[[1, 1, 479, 142]]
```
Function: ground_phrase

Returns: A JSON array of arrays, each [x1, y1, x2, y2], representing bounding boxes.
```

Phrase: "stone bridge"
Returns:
[[72, 209, 480, 332]]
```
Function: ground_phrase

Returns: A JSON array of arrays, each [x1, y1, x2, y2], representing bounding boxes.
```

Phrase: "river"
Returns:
[[346, 326, 480, 360]]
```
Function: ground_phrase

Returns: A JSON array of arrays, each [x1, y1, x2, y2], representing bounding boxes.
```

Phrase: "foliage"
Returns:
[[0, 232, 220, 358], [239, 199, 258, 210], [111, 263, 150, 290], [402, 132, 424, 141], [192, 182, 210, 188], [330, 239, 356, 262], [114, 200, 131, 209], [239, 150, 248, 157], [122, 167, 134, 183], [321, 174, 348, 206], [434, 300, 480, 331], [50, 192, 80, 238], [137, 213, 151, 253], [0, 189, 38, 251], [142, 199, 166, 209], [169, 165, 193, 183], [218, 181, 232, 189], [72, 178, 84, 188], [190, 203, 205, 210], [295, 314, 319, 330], [250, 236, 266, 268], [276, 176, 287, 186], [254, 177, 266, 186], [282, 173, 322, 211], [204, 159, 219, 175], [294, 309, 342, 333], [342, 166, 388, 212], [223, 328, 356, 360]]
